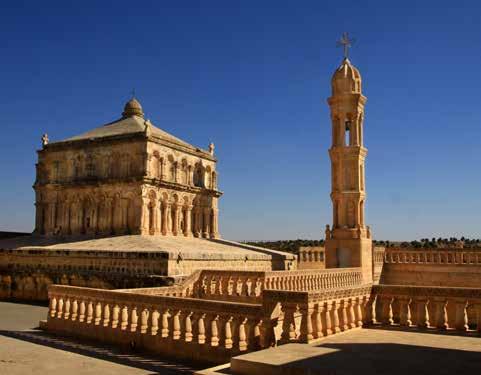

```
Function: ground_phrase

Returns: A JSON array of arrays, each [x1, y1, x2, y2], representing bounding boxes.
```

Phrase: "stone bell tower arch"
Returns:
[[324, 52, 373, 283]]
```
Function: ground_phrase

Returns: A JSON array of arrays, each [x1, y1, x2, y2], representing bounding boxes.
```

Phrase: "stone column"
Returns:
[[160, 158, 165, 180], [203, 207, 210, 238], [184, 205, 193, 237], [140, 198, 149, 235], [165, 203, 172, 235], [210, 209, 219, 239], [195, 207, 202, 238], [172, 205, 180, 236]]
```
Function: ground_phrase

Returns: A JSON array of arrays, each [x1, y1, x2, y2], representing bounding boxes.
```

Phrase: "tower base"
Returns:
[[325, 237, 373, 284]]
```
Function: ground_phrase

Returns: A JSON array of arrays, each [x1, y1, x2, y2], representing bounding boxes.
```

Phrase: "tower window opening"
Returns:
[[345, 120, 351, 146]]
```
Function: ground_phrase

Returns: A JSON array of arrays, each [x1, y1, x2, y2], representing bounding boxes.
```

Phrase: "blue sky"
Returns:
[[0, 1, 480, 241]]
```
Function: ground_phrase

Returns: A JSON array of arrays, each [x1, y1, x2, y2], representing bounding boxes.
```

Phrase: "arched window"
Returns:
[[193, 164, 204, 187], [345, 120, 351, 146]]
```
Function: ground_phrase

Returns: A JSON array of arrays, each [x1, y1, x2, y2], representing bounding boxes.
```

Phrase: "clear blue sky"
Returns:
[[1, 1, 480, 241]]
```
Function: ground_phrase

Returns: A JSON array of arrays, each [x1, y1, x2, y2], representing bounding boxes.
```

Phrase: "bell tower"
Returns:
[[324, 42, 373, 282]]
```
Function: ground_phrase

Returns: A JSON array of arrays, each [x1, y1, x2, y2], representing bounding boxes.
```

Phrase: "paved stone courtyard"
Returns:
[[0, 301, 204, 374]]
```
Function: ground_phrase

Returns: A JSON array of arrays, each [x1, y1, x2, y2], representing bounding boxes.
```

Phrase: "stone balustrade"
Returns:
[[190, 268, 364, 303], [45, 282, 374, 363], [46, 284, 268, 364], [367, 284, 481, 333], [384, 249, 481, 265], [263, 285, 372, 344]]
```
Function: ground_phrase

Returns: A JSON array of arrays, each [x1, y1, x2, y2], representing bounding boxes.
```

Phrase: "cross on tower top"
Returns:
[[336, 32, 355, 59]]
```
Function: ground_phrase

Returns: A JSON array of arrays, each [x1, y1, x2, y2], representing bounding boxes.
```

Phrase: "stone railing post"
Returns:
[[299, 306, 314, 343], [416, 298, 430, 328], [382, 296, 394, 325], [280, 303, 298, 343], [399, 297, 412, 327], [433, 298, 448, 330], [324, 302, 333, 336], [330, 301, 341, 334], [364, 295, 377, 325], [454, 299, 469, 332]]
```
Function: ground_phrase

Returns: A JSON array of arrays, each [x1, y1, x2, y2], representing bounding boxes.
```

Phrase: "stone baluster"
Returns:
[[348, 299, 356, 329], [161, 309, 170, 337], [416, 298, 430, 328], [324, 302, 333, 336], [205, 275, 213, 296], [79, 300, 86, 323], [238, 317, 248, 351], [130, 306, 138, 332], [172, 309, 181, 340], [71, 299, 78, 321], [241, 278, 250, 297], [86, 301, 94, 324], [50, 296, 57, 318], [57, 297, 64, 319], [150, 309, 159, 335], [120, 305, 129, 330], [340, 300, 349, 331], [355, 297, 364, 327], [299, 306, 314, 342], [140, 308, 149, 334], [102, 304, 110, 327], [433, 298, 448, 330], [364, 295, 377, 325], [454, 300, 469, 331], [184, 311, 193, 342], [197, 313, 206, 344], [224, 316, 233, 349], [313, 303, 324, 339], [94, 301, 102, 325], [382, 297, 394, 325], [210, 314, 220, 346], [111, 305, 120, 329], [63, 298, 71, 320], [223, 277, 231, 296], [399, 297, 412, 327], [281, 303, 298, 343], [331, 301, 341, 334], [215, 276, 223, 296]]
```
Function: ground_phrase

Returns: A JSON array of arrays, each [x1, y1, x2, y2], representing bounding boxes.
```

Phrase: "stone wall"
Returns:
[[380, 248, 481, 287], [0, 249, 280, 301]]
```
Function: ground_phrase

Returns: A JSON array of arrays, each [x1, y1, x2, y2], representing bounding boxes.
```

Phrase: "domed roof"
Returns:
[[122, 97, 144, 118], [331, 58, 362, 95]]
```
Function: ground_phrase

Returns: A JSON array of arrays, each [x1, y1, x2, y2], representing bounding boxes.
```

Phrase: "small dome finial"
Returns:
[[331, 58, 362, 95], [122, 96, 144, 118]]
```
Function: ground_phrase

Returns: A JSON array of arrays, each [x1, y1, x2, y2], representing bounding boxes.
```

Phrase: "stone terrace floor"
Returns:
[[201, 328, 481, 375], [0, 301, 206, 374]]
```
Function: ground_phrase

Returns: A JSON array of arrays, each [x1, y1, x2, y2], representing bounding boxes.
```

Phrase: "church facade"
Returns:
[[34, 98, 221, 239]]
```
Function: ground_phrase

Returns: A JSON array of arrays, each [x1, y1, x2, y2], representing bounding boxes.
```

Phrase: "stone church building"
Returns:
[[35, 98, 220, 239]]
